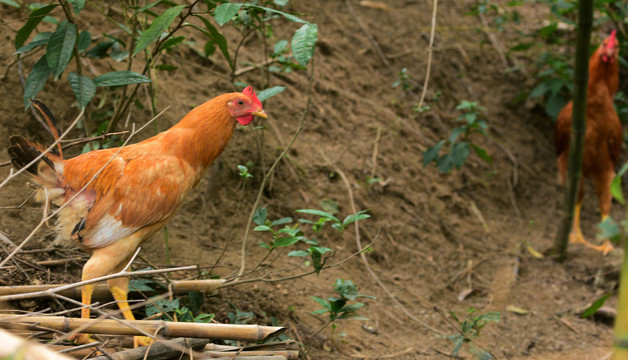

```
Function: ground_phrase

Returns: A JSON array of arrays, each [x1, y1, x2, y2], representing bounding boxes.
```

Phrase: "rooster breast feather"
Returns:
[[60, 148, 195, 249]]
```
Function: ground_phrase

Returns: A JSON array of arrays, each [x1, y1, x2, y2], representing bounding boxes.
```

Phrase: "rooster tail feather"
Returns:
[[7, 136, 60, 188], [29, 100, 63, 158]]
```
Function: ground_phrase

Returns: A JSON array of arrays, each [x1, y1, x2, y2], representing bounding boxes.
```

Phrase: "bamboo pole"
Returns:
[[613, 235, 628, 360], [0, 279, 225, 300], [0, 328, 74, 360], [89, 337, 209, 360], [552, 0, 593, 261], [0, 315, 285, 342], [207, 357, 287, 360]]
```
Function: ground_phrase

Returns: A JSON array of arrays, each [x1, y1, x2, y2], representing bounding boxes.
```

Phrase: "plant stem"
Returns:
[[552, 0, 593, 261]]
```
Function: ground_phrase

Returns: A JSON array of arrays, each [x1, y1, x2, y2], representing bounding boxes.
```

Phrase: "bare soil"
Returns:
[[0, 1, 623, 359]]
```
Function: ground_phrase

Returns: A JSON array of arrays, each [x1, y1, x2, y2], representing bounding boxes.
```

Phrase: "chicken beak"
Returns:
[[251, 108, 268, 119]]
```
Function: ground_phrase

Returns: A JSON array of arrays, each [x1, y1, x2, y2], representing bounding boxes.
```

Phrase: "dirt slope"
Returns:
[[0, 1, 621, 359]]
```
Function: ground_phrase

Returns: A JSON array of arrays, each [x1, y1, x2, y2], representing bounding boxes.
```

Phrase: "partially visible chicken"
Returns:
[[555, 31, 621, 254], [8, 87, 267, 346]]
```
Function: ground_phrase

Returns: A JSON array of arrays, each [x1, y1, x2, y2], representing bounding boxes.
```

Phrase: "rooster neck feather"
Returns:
[[588, 45, 619, 97]]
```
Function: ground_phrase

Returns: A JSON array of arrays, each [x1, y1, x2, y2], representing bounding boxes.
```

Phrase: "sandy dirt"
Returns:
[[0, 0, 624, 359]]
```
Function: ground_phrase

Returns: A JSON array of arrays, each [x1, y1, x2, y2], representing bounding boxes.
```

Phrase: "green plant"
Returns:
[[311, 279, 375, 336], [423, 100, 493, 173], [392, 67, 413, 92], [253, 207, 370, 274], [144, 291, 214, 323], [237, 164, 254, 180], [446, 308, 500, 359]]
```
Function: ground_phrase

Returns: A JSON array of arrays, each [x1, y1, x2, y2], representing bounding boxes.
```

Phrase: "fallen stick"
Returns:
[[0, 257, 85, 270], [0, 328, 74, 360], [0, 279, 225, 300], [204, 350, 299, 359], [206, 356, 287, 360], [0, 315, 285, 341], [89, 337, 209, 360]]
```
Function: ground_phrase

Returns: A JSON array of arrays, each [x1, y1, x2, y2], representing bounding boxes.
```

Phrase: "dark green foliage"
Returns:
[[423, 101, 492, 173], [311, 279, 375, 322], [446, 308, 500, 359]]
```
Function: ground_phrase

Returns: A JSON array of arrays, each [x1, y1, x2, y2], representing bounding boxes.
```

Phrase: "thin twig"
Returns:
[[415, 0, 438, 113], [236, 60, 316, 278]]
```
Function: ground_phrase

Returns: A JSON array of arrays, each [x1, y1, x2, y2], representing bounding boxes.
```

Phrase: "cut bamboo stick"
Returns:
[[0, 315, 285, 342], [0, 279, 225, 300], [204, 356, 287, 360], [0, 328, 74, 360], [89, 337, 209, 360], [204, 350, 299, 359]]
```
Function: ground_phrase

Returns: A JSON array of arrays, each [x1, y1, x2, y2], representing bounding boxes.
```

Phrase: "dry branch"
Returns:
[[0, 279, 224, 301], [89, 337, 209, 360], [0, 315, 285, 342], [0, 328, 74, 360], [205, 350, 299, 359]]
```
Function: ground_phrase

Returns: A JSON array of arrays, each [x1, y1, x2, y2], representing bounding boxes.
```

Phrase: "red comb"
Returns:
[[609, 30, 617, 43], [243, 86, 262, 109]]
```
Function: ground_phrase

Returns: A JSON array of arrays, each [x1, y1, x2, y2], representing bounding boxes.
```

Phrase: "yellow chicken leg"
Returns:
[[108, 276, 153, 347]]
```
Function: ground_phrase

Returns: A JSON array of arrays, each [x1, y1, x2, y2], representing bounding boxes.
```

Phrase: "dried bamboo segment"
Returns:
[[171, 279, 226, 292], [89, 337, 209, 360], [0, 315, 286, 342], [0, 279, 225, 300], [204, 350, 299, 359], [205, 356, 287, 360], [0, 328, 74, 360]]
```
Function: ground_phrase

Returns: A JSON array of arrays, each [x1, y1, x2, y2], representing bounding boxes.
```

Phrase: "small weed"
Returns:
[[446, 308, 500, 359], [423, 100, 493, 173]]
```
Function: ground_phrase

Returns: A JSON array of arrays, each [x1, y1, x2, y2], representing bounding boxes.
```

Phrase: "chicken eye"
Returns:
[[237, 100, 244, 106]]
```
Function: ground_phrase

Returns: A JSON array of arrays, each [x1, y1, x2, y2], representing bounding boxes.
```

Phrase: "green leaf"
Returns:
[[295, 209, 339, 223], [273, 40, 288, 55], [273, 236, 300, 248], [471, 144, 493, 165], [161, 36, 185, 52], [270, 217, 293, 226], [128, 278, 156, 292], [452, 142, 470, 169], [611, 162, 628, 204], [254, 225, 272, 232], [131, 0, 163, 19], [528, 82, 549, 98], [291, 23, 318, 66], [436, 153, 454, 173], [14, 36, 50, 55], [92, 71, 151, 87], [214, 3, 242, 26], [342, 211, 371, 228], [69, 0, 85, 14], [155, 64, 178, 71], [23, 54, 51, 109], [581, 293, 613, 318], [68, 72, 96, 109], [422, 140, 445, 167], [77, 30, 91, 52], [545, 93, 567, 119], [46, 20, 77, 79], [311, 296, 330, 309], [191, 15, 233, 71], [253, 207, 267, 225], [0, 0, 20, 7], [257, 86, 286, 102], [86, 41, 114, 58], [597, 217, 621, 240], [448, 126, 466, 143], [15, 4, 58, 50], [288, 250, 309, 257], [133, 5, 187, 56]]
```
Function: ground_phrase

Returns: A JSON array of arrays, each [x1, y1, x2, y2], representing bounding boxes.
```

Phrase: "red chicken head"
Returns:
[[600, 30, 619, 64], [228, 86, 267, 126]]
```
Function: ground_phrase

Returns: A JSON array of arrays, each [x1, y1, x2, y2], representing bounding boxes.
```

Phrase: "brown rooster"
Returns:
[[8, 87, 267, 346], [555, 31, 620, 254]]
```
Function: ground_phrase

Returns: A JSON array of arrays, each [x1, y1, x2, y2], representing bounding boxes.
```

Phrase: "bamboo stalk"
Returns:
[[0, 257, 85, 270], [204, 350, 299, 359], [89, 337, 209, 360], [613, 234, 628, 359], [552, 0, 594, 261], [206, 356, 287, 360], [0, 315, 285, 342], [0, 279, 225, 301], [0, 328, 74, 360]]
